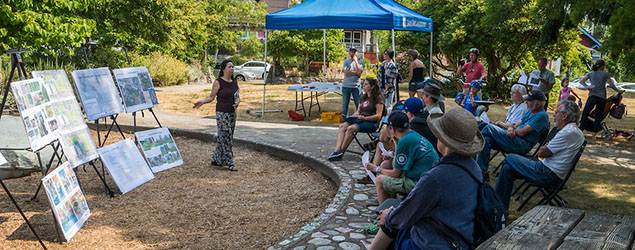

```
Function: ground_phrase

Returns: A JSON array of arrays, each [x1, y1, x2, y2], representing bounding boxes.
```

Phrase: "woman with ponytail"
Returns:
[[578, 59, 624, 140]]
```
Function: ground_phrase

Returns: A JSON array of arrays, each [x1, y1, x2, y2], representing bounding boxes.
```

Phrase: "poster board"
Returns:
[[528, 70, 541, 87], [135, 128, 183, 173], [42, 162, 91, 241], [10, 78, 59, 151], [71, 67, 124, 121], [58, 126, 99, 168], [97, 139, 155, 194], [0, 152, 7, 166], [31, 70, 75, 100], [112, 67, 158, 113]]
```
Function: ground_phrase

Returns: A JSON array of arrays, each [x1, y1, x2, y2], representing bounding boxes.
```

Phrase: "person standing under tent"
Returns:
[[341, 47, 364, 119], [406, 49, 426, 98], [578, 59, 624, 140], [457, 48, 486, 94], [379, 49, 398, 111], [530, 57, 556, 111], [193, 60, 240, 171]]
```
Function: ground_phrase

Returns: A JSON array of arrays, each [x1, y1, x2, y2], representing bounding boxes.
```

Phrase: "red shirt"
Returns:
[[461, 61, 486, 88]]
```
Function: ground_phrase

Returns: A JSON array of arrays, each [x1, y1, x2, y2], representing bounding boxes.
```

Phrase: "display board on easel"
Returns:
[[71, 67, 124, 121], [41, 162, 91, 241], [135, 128, 183, 173], [112, 66, 158, 113], [98, 139, 155, 194], [10, 78, 59, 151]]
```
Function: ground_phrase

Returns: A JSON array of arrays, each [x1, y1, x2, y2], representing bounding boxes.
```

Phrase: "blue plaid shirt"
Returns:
[[379, 60, 397, 94]]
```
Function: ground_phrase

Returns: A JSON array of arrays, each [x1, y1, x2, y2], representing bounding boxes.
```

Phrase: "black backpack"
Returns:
[[428, 163, 506, 249]]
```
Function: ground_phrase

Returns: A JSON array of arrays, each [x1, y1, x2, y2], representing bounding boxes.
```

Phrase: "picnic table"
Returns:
[[287, 82, 342, 118], [477, 205, 635, 249]]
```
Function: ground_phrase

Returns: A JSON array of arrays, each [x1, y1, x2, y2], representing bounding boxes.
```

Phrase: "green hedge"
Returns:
[[137, 52, 188, 86]]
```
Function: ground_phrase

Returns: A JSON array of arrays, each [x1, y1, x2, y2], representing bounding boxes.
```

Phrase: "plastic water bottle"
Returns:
[[578, 100, 583, 108]]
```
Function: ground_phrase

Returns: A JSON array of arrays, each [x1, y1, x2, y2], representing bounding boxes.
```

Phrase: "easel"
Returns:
[[121, 47, 163, 144], [0, 48, 47, 249]]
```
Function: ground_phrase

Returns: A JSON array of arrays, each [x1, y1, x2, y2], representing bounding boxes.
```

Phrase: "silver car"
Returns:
[[235, 61, 271, 79], [213, 63, 257, 81]]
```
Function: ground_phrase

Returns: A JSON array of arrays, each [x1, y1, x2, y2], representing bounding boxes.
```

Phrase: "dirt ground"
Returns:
[[0, 134, 336, 249]]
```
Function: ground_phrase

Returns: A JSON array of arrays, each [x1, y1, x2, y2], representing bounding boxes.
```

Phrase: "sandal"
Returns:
[[228, 165, 238, 171]]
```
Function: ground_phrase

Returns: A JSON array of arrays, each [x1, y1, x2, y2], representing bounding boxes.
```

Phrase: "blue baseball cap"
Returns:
[[402, 97, 424, 115]]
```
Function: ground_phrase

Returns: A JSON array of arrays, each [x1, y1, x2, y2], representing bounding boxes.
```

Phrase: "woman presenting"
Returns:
[[193, 60, 240, 171]]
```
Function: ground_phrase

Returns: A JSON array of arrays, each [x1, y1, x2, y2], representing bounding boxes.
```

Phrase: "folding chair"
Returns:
[[348, 106, 387, 155], [490, 127, 557, 174], [513, 141, 587, 211]]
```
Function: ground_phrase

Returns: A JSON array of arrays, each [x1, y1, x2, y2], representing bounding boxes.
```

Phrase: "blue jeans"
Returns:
[[477, 124, 531, 172], [495, 154, 562, 210], [341, 87, 360, 117], [382, 88, 394, 111]]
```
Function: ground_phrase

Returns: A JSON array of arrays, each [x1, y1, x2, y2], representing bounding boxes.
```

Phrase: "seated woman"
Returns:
[[487, 84, 529, 130], [328, 77, 384, 161], [369, 108, 483, 250]]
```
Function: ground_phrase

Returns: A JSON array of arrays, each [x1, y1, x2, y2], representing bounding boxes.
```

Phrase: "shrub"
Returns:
[[186, 64, 204, 82], [137, 52, 188, 86]]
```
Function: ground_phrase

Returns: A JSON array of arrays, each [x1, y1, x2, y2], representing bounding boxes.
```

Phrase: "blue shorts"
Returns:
[[352, 121, 378, 133]]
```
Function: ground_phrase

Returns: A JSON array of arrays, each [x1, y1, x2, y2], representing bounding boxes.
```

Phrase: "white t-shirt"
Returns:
[[542, 123, 584, 179], [505, 102, 528, 124]]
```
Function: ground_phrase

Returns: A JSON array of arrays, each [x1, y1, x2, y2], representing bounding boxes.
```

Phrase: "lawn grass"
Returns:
[[155, 81, 635, 219]]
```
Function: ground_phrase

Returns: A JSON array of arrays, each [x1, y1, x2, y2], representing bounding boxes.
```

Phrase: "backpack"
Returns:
[[610, 103, 626, 119], [428, 163, 506, 249]]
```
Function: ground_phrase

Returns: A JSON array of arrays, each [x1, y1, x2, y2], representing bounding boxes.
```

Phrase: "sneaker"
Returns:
[[327, 151, 344, 161]]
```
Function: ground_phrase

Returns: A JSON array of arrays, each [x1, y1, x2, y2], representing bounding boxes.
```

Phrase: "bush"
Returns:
[[186, 64, 204, 82], [137, 52, 188, 86], [226, 55, 248, 66]]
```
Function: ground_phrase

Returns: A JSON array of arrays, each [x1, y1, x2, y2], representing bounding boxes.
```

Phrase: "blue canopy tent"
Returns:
[[260, 0, 433, 117]]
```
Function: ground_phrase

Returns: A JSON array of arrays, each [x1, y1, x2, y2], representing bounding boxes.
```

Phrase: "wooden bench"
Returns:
[[477, 205, 635, 249]]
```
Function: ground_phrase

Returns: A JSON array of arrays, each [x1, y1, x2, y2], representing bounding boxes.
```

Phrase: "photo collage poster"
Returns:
[[32, 70, 99, 167], [112, 66, 158, 113], [10, 78, 59, 151], [135, 128, 183, 173], [71, 67, 124, 121], [97, 139, 155, 194], [42, 162, 91, 241]]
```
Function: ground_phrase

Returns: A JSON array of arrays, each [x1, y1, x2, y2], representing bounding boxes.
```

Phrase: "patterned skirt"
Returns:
[[214, 111, 236, 166]]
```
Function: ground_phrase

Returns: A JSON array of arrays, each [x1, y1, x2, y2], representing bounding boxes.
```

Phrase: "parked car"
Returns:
[[570, 77, 618, 89], [213, 63, 257, 81], [617, 83, 635, 93], [235, 61, 271, 79]]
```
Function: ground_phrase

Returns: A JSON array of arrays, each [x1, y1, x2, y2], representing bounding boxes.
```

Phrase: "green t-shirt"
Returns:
[[394, 130, 439, 181]]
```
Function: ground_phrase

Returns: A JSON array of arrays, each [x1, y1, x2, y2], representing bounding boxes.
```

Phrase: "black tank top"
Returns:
[[216, 77, 239, 113], [411, 67, 425, 82]]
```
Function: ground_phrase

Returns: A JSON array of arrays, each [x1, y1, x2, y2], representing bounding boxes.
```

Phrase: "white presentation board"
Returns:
[[135, 128, 183, 173], [11, 78, 59, 150], [112, 66, 158, 113], [97, 139, 154, 194], [71, 67, 124, 121], [31, 70, 76, 100], [42, 162, 91, 242], [58, 126, 99, 168]]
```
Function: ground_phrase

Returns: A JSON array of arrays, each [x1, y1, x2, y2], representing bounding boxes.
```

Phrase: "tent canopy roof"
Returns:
[[265, 0, 432, 32]]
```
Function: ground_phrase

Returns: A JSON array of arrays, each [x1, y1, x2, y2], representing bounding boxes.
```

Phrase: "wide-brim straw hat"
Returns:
[[427, 108, 484, 156]]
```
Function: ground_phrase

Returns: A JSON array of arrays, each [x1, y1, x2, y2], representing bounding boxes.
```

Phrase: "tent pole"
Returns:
[[429, 29, 433, 78], [391, 29, 395, 54], [262, 30, 268, 119], [391, 29, 396, 102], [323, 29, 326, 82]]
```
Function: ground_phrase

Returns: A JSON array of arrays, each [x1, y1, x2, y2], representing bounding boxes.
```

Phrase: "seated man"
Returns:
[[369, 108, 483, 250], [477, 90, 550, 172], [367, 111, 438, 203], [412, 79, 444, 154], [495, 100, 584, 210]]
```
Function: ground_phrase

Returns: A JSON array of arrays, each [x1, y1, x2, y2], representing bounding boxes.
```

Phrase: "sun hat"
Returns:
[[402, 97, 424, 115], [427, 108, 484, 156], [523, 90, 547, 101], [387, 111, 409, 129], [418, 79, 442, 100]]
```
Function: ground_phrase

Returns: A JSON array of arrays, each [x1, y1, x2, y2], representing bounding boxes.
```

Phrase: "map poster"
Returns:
[[97, 139, 155, 194], [59, 126, 99, 168], [42, 162, 91, 242], [31, 70, 75, 100], [10, 78, 58, 151], [71, 67, 124, 121], [112, 66, 158, 113], [135, 128, 183, 173]]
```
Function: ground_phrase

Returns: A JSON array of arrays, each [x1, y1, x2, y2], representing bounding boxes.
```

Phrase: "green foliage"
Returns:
[[186, 64, 204, 82], [0, 1, 96, 54], [267, 29, 346, 76], [226, 55, 248, 66], [136, 52, 187, 86], [239, 35, 264, 59]]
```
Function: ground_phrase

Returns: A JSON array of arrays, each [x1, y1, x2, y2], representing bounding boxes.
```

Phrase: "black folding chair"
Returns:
[[513, 141, 587, 211], [348, 106, 386, 155], [490, 127, 557, 175]]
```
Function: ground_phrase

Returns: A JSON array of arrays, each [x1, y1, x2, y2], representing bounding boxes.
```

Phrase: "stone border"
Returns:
[[103, 124, 352, 249]]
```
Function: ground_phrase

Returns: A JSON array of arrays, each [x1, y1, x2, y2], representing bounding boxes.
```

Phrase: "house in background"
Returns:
[[578, 27, 602, 62], [342, 30, 379, 64]]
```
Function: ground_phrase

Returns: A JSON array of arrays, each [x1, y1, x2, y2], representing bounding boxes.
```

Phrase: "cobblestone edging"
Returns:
[[131, 126, 355, 249]]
